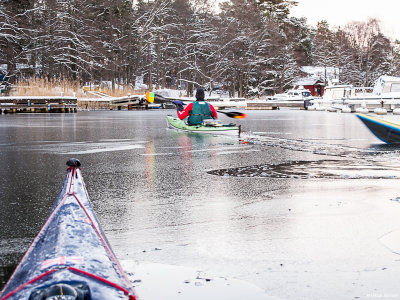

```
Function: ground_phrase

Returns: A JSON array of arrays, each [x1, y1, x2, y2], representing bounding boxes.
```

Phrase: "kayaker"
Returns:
[[173, 88, 218, 125]]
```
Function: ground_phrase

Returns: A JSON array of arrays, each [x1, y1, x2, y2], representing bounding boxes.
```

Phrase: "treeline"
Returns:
[[1, 0, 400, 96]]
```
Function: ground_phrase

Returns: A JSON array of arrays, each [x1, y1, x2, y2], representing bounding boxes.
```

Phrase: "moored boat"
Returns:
[[356, 113, 400, 144], [310, 76, 400, 112], [0, 159, 137, 300], [166, 115, 241, 136], [268, 87, 313, 102]]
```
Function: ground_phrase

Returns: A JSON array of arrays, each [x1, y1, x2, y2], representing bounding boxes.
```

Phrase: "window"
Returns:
[[390, 83, 400, 93]]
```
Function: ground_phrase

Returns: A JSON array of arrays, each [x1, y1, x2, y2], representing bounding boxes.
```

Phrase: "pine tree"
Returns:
[[312, 21, 335, 86], [256, 0, 298, 21], [331, 28, 355, 84], [390, 40, 400, 76]]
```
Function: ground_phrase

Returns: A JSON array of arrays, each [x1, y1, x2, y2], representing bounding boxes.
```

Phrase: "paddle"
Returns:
[[145, 92, 248, 119], [145, 91, 155, 103], [217, 110, 247, 119]]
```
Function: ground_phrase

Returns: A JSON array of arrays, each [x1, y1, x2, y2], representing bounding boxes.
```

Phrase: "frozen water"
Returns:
[[2, 110, 400, 299], [208, 160, 400, 179], [123, 261, 279, 300]]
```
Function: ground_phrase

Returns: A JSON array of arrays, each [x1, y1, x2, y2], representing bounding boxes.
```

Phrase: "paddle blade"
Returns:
[[218, 110, 247, 119], [232, 113, 247, 119], [145, 91, 155, 103]]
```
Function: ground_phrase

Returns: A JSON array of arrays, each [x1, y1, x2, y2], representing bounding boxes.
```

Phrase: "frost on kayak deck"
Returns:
[[0, 160, 137, 300]]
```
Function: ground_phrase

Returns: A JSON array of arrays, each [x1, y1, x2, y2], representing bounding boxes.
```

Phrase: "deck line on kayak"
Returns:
[[0, 171, 72, 297], [70, 172, 135, 295], [1, 269, 58, 300], [68, 267, 135, 299], [0, 166, 137, 300]]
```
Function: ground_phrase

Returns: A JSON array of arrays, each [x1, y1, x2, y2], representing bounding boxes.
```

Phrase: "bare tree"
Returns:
[[344, 18, 382, 86]]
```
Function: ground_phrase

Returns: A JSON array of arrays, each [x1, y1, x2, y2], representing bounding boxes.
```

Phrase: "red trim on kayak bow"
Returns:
[[69, 167, 136, 298], [0, 269, 57, 300], [0, 175, 72, 297], [68, 267, 137, 300], [0, 167, 137, 300], [0, 267, 137, 300]]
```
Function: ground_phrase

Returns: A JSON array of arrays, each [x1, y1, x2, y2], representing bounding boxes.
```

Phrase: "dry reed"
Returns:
[[11, 78, 145, 98]]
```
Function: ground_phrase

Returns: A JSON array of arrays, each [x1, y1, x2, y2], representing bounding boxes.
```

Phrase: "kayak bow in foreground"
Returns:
[[166, 115, 241, 136], [0, 159, 137, 300], [356, 113, 400, 144]]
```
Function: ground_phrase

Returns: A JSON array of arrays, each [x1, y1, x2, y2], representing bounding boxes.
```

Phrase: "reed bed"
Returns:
[[12, 78, 82, 97], [11, 78, 145, 98], [83, 85, 146, 98]]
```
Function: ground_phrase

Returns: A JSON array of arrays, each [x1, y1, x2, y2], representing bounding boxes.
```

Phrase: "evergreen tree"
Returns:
[[286, 16, 313, 66], [312, 21, 335, 86], [391, 40, 400, 76], [1, 0, 399, 95], [256, 0, 298, 21], [332, 28, 356, 85]]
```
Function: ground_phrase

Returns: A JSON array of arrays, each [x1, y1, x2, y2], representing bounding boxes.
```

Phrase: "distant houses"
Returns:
[[293, 78, 324, 97], [293, 66, 342, 97]]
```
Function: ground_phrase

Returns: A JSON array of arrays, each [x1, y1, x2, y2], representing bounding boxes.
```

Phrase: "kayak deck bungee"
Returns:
[[166, 115, 241, 136], [0, 159, 137, 300], [356, 113, 400, 144]]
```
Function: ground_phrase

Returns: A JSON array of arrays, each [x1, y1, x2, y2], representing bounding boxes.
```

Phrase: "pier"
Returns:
[[109, 95, 144, 110], [0, 94, 309, 113], [0, 96, 77, 114], [246, 100, 305, 110], [79, 95, 150, 110]]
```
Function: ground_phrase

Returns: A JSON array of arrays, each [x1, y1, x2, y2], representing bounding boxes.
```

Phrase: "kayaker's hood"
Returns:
[[195, 88, 205, 101]]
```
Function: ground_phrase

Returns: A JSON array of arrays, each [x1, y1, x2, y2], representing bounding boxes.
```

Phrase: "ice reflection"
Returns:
[[145, 140, 156, 186]]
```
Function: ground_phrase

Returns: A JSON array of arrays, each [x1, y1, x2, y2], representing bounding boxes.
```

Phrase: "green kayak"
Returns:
[[166, 115, 241, 136]]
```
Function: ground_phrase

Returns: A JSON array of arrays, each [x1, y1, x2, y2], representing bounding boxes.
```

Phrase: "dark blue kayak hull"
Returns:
[[0, 166, 137, 300], [356, 113, 400, 144]]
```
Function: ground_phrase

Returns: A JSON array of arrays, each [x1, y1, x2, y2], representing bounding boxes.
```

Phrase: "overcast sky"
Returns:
[[289, 0, 400, 41]]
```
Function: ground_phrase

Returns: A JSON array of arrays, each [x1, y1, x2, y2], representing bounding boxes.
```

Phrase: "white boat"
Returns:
[[268, 87, 313, 102], [309, 76, 400, 112]]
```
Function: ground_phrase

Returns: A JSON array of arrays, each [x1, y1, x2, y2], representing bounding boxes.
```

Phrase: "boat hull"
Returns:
[[356, 113, 400, 144], [0, 163, 137, 300], [166, 115, 240, 136]]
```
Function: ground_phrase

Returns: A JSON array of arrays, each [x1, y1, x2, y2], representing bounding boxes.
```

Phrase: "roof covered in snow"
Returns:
[[301, 66, 340, 76], [373, 75, 400, 95], [294, 78, 323, 86]]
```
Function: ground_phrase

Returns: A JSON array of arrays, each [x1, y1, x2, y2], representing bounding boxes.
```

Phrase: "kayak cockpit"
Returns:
[[29, 282, 89, 300], [166, 115, 241, 136]]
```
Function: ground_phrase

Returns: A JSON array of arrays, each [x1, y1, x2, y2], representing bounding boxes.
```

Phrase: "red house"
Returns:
[[293, 79, 324, 97]]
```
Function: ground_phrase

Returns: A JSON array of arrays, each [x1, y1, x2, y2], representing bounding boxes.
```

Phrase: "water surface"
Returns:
[[1, 110, 400, 299]]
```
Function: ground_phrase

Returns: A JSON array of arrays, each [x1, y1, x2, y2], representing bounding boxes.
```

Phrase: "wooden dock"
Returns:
[[108, 95, 176, 110], [109, 95, 144, 110], [0, 94, 307, 113], [246, 100, 305, 110], [0, 96, 77, 113]]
